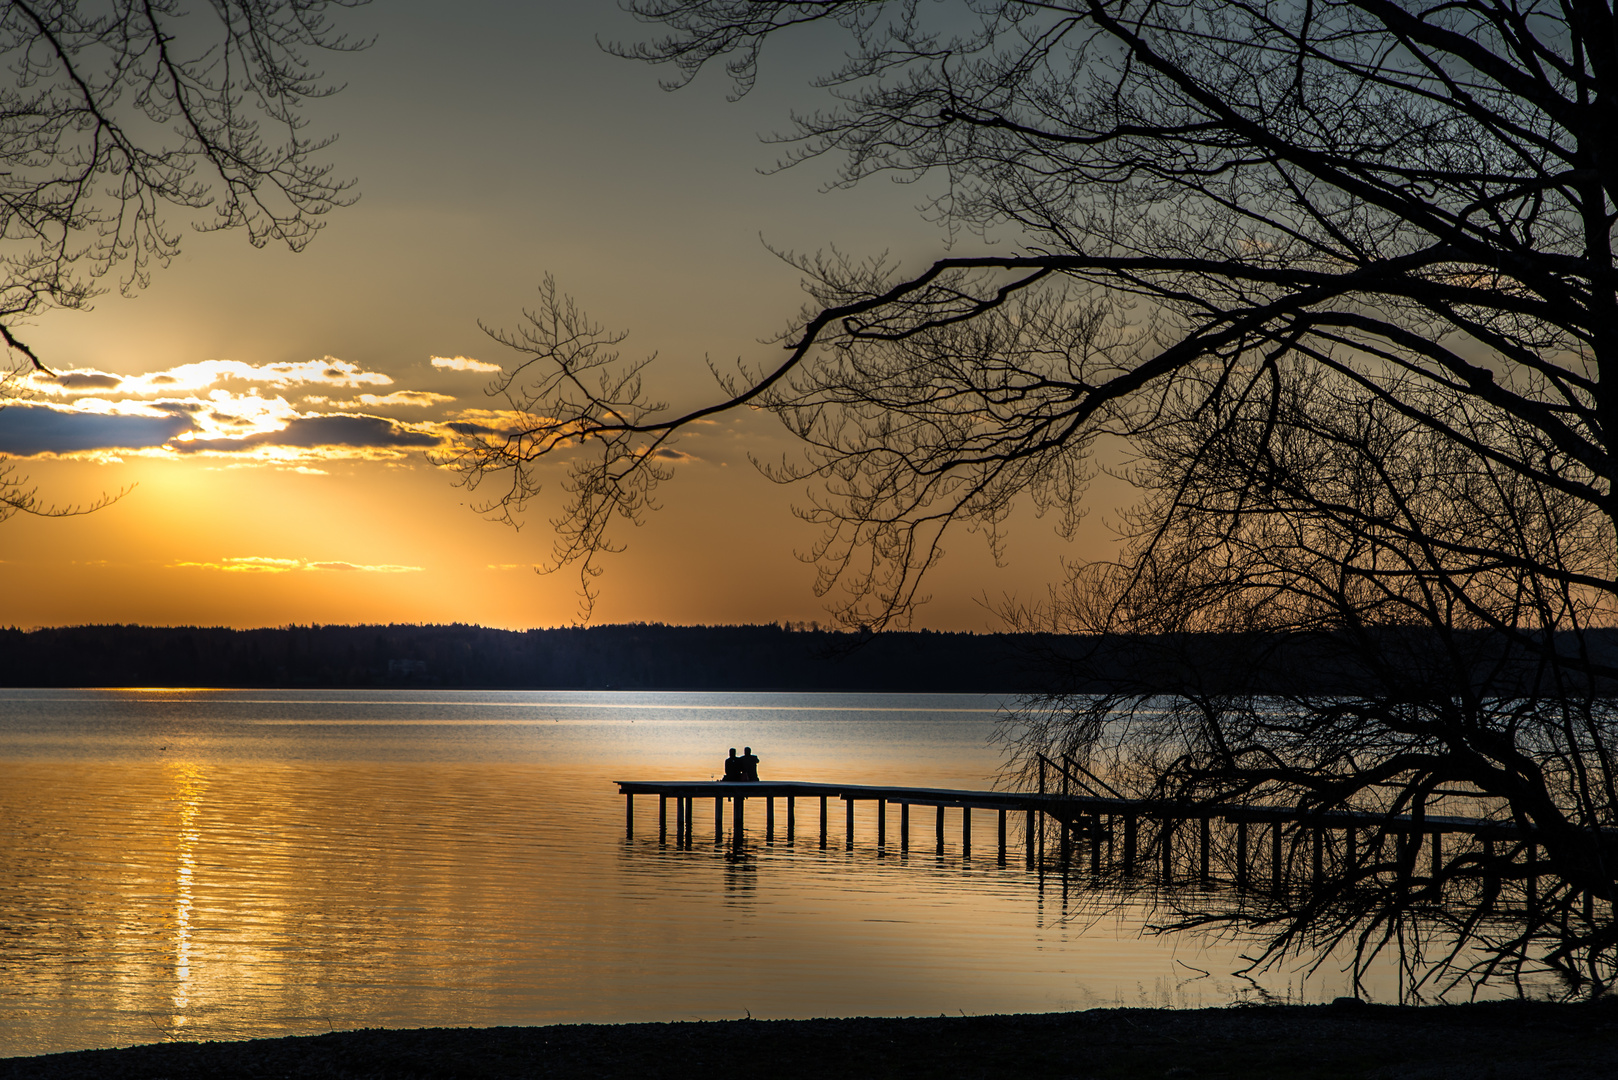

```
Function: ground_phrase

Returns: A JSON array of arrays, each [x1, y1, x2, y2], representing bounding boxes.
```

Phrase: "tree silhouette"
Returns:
[[0, 0, 365, 370], [452, 1, 1618, 996], [0, 0, 366, 517]]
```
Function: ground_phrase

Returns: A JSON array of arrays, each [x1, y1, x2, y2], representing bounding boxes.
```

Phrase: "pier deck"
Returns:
[[618, 764, 1559, 900]]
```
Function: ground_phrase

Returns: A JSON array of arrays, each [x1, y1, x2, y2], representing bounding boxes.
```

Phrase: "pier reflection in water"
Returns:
[[0, 689, 1371, 1058]]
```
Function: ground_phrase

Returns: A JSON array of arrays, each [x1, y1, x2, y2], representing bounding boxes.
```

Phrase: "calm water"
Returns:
[[0, 689, 1367, 1057]]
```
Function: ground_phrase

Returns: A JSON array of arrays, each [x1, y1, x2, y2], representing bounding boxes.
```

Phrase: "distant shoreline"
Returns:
[[5, 1003, 1616, 1079], [6, 622, 1614, 695]]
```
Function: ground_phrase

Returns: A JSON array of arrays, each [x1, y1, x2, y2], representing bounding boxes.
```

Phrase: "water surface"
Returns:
[[0, 689, 1363, 1057]]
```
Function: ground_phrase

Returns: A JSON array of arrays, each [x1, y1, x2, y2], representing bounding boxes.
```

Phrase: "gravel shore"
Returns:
[[4, 1001, 1616, 1079]]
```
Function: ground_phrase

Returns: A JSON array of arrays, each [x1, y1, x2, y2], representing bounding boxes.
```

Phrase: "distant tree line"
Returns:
[[0, 623, 1049, 691], [2, 622, 1610, 693]]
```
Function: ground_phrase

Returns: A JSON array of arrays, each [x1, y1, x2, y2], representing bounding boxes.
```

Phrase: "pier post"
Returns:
[[1059, 812, 1070, 866], [1199, 817, 1211, 884], [734, 795, 744, 851], [787, 796, 795, 844], [1123, 814, 1137, 873], [1025, 808, 1035, 865], [846, 798, 855, 850], [626, 794, 633, 840], [659, 796, 667, 845], [935, 804, 945, 856], [767, 797, 775, 845], [686, 797, 694, 845], [820, 796, 828, 849], [1090, 814, 1102, 875], [1236, 820, 1249, 888], [1271, 822, 1284, 889], [877, 799, 886, 853], [962, 807, 972, 859], [675, 795, 685, 847], [902, 803, 911, 853], [998, 809, 1007, 865], [715, 797, 723, 845]]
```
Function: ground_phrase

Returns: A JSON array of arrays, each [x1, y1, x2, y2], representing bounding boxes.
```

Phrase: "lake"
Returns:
[[0, 688, 1369, 1057]]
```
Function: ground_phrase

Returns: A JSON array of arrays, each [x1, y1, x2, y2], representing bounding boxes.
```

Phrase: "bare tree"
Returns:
[[0, 0, 367, 370], [0, 0, 366, 517], [453, 1, 1618, 995]]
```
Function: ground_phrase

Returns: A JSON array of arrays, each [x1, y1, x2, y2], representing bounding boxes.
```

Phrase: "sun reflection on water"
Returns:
[[0, 689, 1394, 1058], [168, 760, 207, 1030]]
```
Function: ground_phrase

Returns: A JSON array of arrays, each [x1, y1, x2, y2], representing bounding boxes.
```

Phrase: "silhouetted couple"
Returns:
[[722, 746, 760, 782]]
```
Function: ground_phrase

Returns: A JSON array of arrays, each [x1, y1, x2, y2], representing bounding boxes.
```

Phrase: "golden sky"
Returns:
[[0, 1, 1126, 631]]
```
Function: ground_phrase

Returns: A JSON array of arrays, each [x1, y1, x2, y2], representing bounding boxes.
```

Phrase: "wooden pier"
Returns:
[[618, 755, 1561, 901]]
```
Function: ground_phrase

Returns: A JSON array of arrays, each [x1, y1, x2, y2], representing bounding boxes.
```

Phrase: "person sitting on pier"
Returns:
[[739, 746, 760, 782], [722, 748, 744, 781]]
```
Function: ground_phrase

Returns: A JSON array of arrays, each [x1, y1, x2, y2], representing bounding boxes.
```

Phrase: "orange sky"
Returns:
[[0, 2, 1129, 631]]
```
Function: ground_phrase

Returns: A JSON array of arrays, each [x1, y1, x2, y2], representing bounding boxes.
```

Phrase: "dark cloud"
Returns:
[[53, 373, 122, 391], [0, 404, 194, 455], [445, 420, 500, 436], [172, 414, 442, 453]]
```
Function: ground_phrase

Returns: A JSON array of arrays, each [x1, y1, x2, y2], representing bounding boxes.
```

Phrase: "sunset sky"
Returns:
[[0, 1, 1125, 631]]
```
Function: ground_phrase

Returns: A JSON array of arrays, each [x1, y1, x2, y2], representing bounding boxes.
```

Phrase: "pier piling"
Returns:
[[616, 780, 1573, 905]]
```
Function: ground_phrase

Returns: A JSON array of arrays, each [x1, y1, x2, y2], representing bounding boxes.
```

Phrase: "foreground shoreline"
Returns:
[[4, 1003, 1616, 1079]]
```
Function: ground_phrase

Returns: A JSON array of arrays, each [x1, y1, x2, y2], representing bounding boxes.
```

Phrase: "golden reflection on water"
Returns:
[[170, 759, 204, 1025], [0, 690, 1384, 1058]]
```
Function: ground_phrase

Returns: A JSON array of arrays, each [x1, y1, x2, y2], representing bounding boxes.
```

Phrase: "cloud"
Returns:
[[0, 404, 194, 455], [27, 357, 394, 398], [170, 556, 302, 573], [0, 354, 480, 462], [171, 414, 442, 453], [431, 355, 502, 373], [443, 409, 542, 437], [305, 391, 455, 409], [170, 556, 423, 573], [54, 372, 122, 391]]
